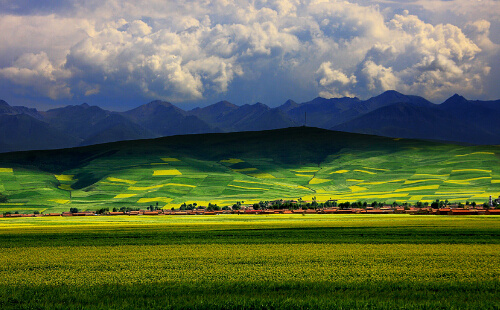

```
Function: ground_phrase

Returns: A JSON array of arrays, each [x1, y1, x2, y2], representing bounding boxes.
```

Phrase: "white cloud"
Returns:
[[0, 52, 72, 99], [0, 0, 497, 105], [316, 62, 357, 98]]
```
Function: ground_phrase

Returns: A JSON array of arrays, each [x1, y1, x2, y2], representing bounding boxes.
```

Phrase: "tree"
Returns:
[[69, 207, 79, 213], [97, 207, 109, 214], [0, 193, 7, 203]]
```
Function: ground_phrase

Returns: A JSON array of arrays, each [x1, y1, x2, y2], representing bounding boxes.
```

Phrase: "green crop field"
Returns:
[[1, 127, 500, 213], [0, 215, 499, 309]]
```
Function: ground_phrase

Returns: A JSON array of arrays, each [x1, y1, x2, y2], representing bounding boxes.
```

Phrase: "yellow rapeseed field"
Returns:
[[220, 158, 244, 164], [354, 169, 377, 174], [394, 185, 440, 192], [137, 197, 173, 203], [161, 158, 180, 162], [113, 194, 137, 199], [455, 152, 495, 156], [232, 168, 258, 172], [55, 174, 74, 181], [107, 177, 137, 184], [309, 178, 330, 185], [153, 169, 182, 176], [248, 173, 276, 179]]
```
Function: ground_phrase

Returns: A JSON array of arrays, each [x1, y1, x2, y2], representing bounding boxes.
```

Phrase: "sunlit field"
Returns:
[[0, 215, 499, 309], [1, 128, 500, 214]]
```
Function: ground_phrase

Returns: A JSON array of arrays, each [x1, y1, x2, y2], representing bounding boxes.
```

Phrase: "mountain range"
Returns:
[[0, 90, 499, 153]]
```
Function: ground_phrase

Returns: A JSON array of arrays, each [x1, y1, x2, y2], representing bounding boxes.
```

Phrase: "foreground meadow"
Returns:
[[0, 215, 499, 309]]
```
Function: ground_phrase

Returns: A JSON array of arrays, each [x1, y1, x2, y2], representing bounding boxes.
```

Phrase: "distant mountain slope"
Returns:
[[0, 114, 78, 152], [284, 90, 434, 128], [122, 100, 217, 136], [42, 103, 154, 145], [189, 100, 239, 124], [333, 95, 500, 144], [0, 91, 499, 153]]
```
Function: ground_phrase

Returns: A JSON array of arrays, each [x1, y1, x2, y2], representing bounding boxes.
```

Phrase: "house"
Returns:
[[335, 209, 353, 214], [485, 209, 500, 215], [394, 208, 406, 214], [450, 209, 478, 215], [436, 208, 451, 215]]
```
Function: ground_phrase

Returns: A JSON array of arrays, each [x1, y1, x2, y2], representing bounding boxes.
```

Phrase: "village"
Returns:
[[2, 197, 500, 218]]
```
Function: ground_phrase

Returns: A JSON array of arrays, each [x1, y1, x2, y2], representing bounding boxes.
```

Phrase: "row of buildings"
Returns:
[[2, 207, 500, 217]]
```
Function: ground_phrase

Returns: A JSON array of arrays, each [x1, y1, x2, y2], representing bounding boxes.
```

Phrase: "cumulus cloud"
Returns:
[[316, 62, 357, 98], [0, 52, 72, 99], [0, 0, 498, 105]]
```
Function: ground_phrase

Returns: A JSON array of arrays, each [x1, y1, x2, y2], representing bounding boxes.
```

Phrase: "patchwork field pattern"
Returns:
[[1, 128, 500, 213]]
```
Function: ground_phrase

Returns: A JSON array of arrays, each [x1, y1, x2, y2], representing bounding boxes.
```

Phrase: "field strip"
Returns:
[[128, 183, 196, 190], [414, 174, 450, 178], [359, 179, 404, 185], [248, 173, 275, 179], [48, 199, 70, 204], [0, 168, 13, 173], [492, 180, 500, 183], [404, 179, 441, 184], [346, 179, 363, 182], [331, 170, 349, 174], [58, 184, 72, 190], [452, 169, 492, 173], [330, 193, 409, 200], [295, 174, 313, 177], [292, 169, 320, 173], [394, 185, 440, 192], [150, 163, 169, 165], [362, 167, 389, 171], [55, 174, 74, 181], [354, 169, 376, 174], [455, 152, 494, 156], [161, 158, 180, 162], [153, 169, 182, 176], [435, 191, 485, 194], [220, 158, 244, 164], [350, 185, 367, 192], [227, 184, 269, 190], [309, 178, 330, 185], [137, 197, 173, 203], [107, 177, 137, 184], [444, 177, 492, 185], [233, 180, 310, 190], [113, 194, 138, 199], [232, 168, 258, 172], [165, 183, 196, 188]]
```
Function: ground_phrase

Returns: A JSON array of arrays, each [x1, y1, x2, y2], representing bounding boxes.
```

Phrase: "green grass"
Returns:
[[0, 215, 499, 309], [1, 127, 500, 213]]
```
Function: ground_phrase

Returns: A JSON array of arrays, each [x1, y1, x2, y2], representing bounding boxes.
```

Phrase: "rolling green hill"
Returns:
[[1, 127, 499, 213]]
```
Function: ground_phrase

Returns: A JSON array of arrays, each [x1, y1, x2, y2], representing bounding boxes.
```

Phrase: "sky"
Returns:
[[0, 0, 499, 111]]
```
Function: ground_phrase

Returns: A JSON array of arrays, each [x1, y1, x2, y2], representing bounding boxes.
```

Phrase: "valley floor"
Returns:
[[0, 214, 498, 309]]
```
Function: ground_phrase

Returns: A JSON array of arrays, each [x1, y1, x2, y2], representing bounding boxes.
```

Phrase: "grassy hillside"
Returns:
[[1, 127, 500, 213]]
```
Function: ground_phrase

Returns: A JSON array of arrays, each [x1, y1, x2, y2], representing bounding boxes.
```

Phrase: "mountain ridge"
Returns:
[[0, 90, 499, 152]]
